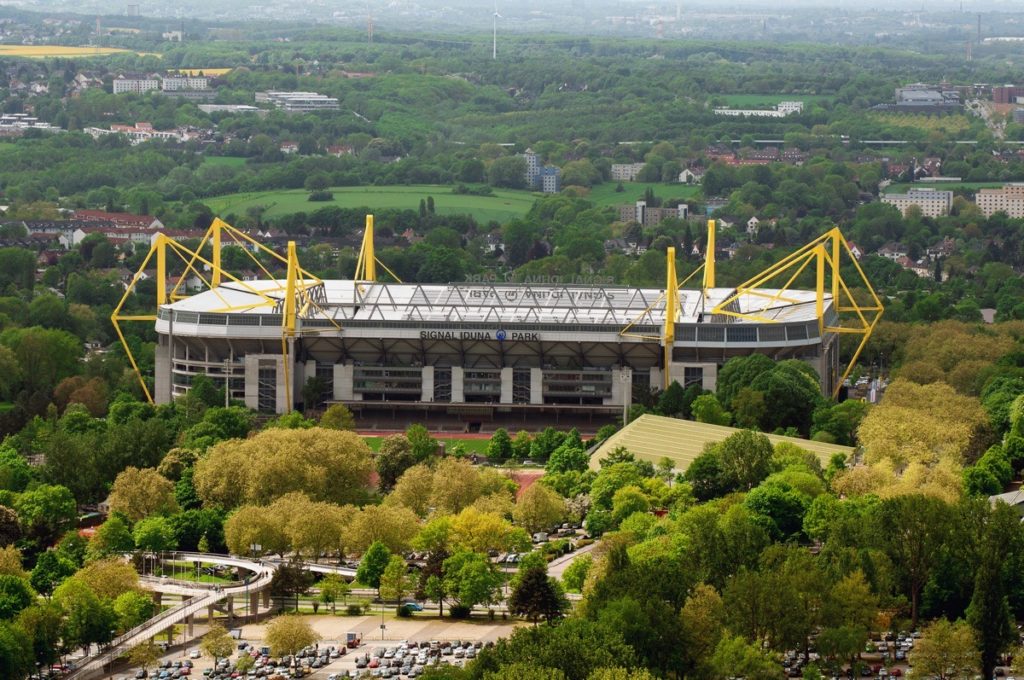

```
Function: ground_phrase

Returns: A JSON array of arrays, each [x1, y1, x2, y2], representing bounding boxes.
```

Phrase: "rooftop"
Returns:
[[588, 413, 853, 472], [162, 279, 829, 326]]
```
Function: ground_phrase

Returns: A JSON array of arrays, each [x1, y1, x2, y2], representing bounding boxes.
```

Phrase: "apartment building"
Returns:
[[975, 184, 1024, 218], [611, 163, 646, 181], [880, 188, 953, 217]]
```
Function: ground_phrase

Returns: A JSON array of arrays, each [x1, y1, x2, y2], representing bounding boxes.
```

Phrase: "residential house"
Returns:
[[678, 167, 704, 184], [877, 242, 908, 260]]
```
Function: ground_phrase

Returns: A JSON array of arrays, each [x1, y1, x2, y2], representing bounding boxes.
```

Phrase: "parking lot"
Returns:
[[126, 614, 525, 680]]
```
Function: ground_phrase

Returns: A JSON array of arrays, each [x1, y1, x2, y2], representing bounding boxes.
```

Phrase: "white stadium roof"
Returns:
[[164, 279, 828, 326]]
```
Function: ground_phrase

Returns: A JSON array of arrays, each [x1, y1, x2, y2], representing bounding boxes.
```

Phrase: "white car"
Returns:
[[189, 651, 201, 659]]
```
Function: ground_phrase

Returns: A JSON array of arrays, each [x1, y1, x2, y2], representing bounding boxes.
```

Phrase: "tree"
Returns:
[[561, 554, 592, 593], [488, 429, 513, 463], [320, 404, 355, 430], [717, 430, 774, 490], [488, 156, 528, 189], [692, 394, 732, 426], [509, 566, 567, 624], [127, 641, 160, 673], [265, 614, 321, 656], [0, 546, 24, 579], [30, 550, 75, 597], [87, 515, 136, 561], [0, 575, 35, 619], [76, 559, 140, 600], [52, 577, 116, 652], [108, 467, 179, 521], [386, 464, 435, 517], [133, 516, 177, 552], [14, 484, 76, 545], [680, 583, 725, 676], [270, 561, 315, 611], [406, 424, 439, 462], [17, 602, 62, 669], [347, 504, 420, 554], [0, 446, 31, 493], [710, 634, 780, 680], [967, 502, 1020, 680], [113, 591, 155, 632], [909, 619, 979, 680], [0, 621, 33, 680], [377, 435, 416, 492], [546, 441, 590, 474], [0, 506, 19, 547], [195, 427, 374, 508], [380, 554, 414, 604], [684, 449, 731, 502], [201, 623, 235, 665], [318, 573, 351, 614], [442, 550, 503, 615], [514, 483, 566, 534], [357, 541, 392, 592], [0, 326, 82, 394]]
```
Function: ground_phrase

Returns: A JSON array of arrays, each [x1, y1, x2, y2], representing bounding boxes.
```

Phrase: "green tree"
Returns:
[[380, 554, 414, 604], [86, 516, 135, 561], [357, 541, 392, 592], [320, 404, 356, 430], [967, 503, 1021, 680], [509, 566, 567, 624], [376, 435, 416, 492], [265, 614, 321, 656], [692, 394, 732, 426], [488, 156, 528, 189], [909, 619, 979, 680], [201, 623, 235, 665], [710, 634, 780, 680], [442, 550, 503, 615], [0, 621, 33, 679], [488, 429, 513, 463], [113, 591, 156, 632], [133, 516, 177, 552], [562, 554, 592, 593], [0, 575, 35, 619], [30, 551, 75, 598], [514, 482, 566, 534], [317, 573, 351, 614], [717, 430, 774, 490]]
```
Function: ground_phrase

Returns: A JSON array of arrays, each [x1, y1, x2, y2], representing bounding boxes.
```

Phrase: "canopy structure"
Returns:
[[588, 413, 854, 472]]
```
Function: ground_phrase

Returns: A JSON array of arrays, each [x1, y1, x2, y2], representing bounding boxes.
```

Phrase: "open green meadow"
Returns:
[[718, 94, 833, 107], [204, 185, 539, 224], [585, 181, 700, 207]]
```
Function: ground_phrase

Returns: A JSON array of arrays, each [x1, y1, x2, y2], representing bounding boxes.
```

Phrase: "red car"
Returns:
[[889, 669, 903, 677]]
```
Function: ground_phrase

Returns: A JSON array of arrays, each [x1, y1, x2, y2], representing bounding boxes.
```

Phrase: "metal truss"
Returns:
[[111, 217, 358, 408], [709, 226, 883, 399]]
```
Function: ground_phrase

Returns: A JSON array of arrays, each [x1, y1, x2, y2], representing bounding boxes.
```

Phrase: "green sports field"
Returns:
[[362, 436, 490, 454], [204, 185, 539, 224]]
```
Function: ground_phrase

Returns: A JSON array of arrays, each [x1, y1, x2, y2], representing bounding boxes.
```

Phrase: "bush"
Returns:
[[397, 604, 413, 617], [345, 604, 364, 616], [448, 604, 472, 618], [308, 190, 334, 201]]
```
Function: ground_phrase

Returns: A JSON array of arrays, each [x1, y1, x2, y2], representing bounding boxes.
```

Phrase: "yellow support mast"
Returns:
[[663, 246, 678, 391], [703, 219, 716, 291], [709, 227, 883, 399]]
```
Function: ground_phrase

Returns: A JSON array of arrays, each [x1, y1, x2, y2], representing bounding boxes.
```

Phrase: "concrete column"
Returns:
[[244, 355, 260, 410], [701, 363, 718, 392], [530, 368, 543, 405], [499, 367, 513, 404], [226, 596, 234, 621], [334, 363, 356, 400], [421, 366, 434, 402], [207, 606, 215, 623], [151, 591, 162, 607], [262, 590, 271, 607], [154, 340, 171, 404], [250, 591, 260, 619], [608, 367, 631, 406], [649, 367, 663, 392], [186, 615, 193, 637], [451, 367, 465, 402]]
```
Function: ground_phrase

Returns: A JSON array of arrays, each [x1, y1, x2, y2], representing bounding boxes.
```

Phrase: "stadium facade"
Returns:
[[118, 218, 881, 429]]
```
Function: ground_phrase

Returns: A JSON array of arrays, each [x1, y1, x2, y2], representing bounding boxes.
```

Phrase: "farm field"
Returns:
[[204, 184, 539, 223], [718, 94, 833, 107], [0, 45, 135, 58]]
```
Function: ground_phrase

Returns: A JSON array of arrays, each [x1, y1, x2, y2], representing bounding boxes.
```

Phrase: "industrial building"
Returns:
[[116, 219, 881, 429], [255, 91, 340, 113]]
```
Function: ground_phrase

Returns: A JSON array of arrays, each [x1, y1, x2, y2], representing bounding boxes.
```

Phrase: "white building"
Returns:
[[611, 163, 646, 182], [880, 188, 953, 217], [113, 76, 159, 95], [713, 101, 805, 118], [255, 91, 340, 113], [975, 184, 1024, 218], [162, 75, 209, 91]]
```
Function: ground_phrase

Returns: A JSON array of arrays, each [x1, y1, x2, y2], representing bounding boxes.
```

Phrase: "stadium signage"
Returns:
[[419, 329, 540, 341]]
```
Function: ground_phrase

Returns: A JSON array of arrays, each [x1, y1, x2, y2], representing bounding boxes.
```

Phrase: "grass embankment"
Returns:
[[717, 94, 834, 107]]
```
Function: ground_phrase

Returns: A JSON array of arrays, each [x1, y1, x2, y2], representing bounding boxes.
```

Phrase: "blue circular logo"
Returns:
[[496, 330, 507, 341]]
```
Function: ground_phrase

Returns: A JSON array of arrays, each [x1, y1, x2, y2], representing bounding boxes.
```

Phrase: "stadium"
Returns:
[[116, 218, 882, 431]]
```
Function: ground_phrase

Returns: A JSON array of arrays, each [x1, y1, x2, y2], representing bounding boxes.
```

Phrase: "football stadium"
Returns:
[[115, 217, 882, 431]]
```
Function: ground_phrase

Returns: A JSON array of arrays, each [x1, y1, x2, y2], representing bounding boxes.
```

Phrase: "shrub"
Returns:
[[345, 604, 364, 616], [449, 604, 472, 618], [308, 190, 334, 201], [397, 604, 413, 617]]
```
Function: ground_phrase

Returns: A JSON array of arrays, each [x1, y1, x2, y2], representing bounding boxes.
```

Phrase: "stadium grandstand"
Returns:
[[114, 217, 882, 431]]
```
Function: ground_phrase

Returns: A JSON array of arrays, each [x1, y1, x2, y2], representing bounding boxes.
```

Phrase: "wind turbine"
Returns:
[[492, 3, 501, 60]]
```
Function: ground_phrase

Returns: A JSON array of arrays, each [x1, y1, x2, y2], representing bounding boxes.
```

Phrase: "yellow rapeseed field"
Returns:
[[173, 68, 233, 76], [0, 45, 136, 58]]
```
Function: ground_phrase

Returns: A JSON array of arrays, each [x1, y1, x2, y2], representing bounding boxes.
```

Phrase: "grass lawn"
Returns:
[[718, 94, 833, 107], [204, 185, 538, 224], [586, 181, 700, 207], [362, 436, 490, 455], [888, 181, 1006, 192], [201, 155, 248, 168]]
